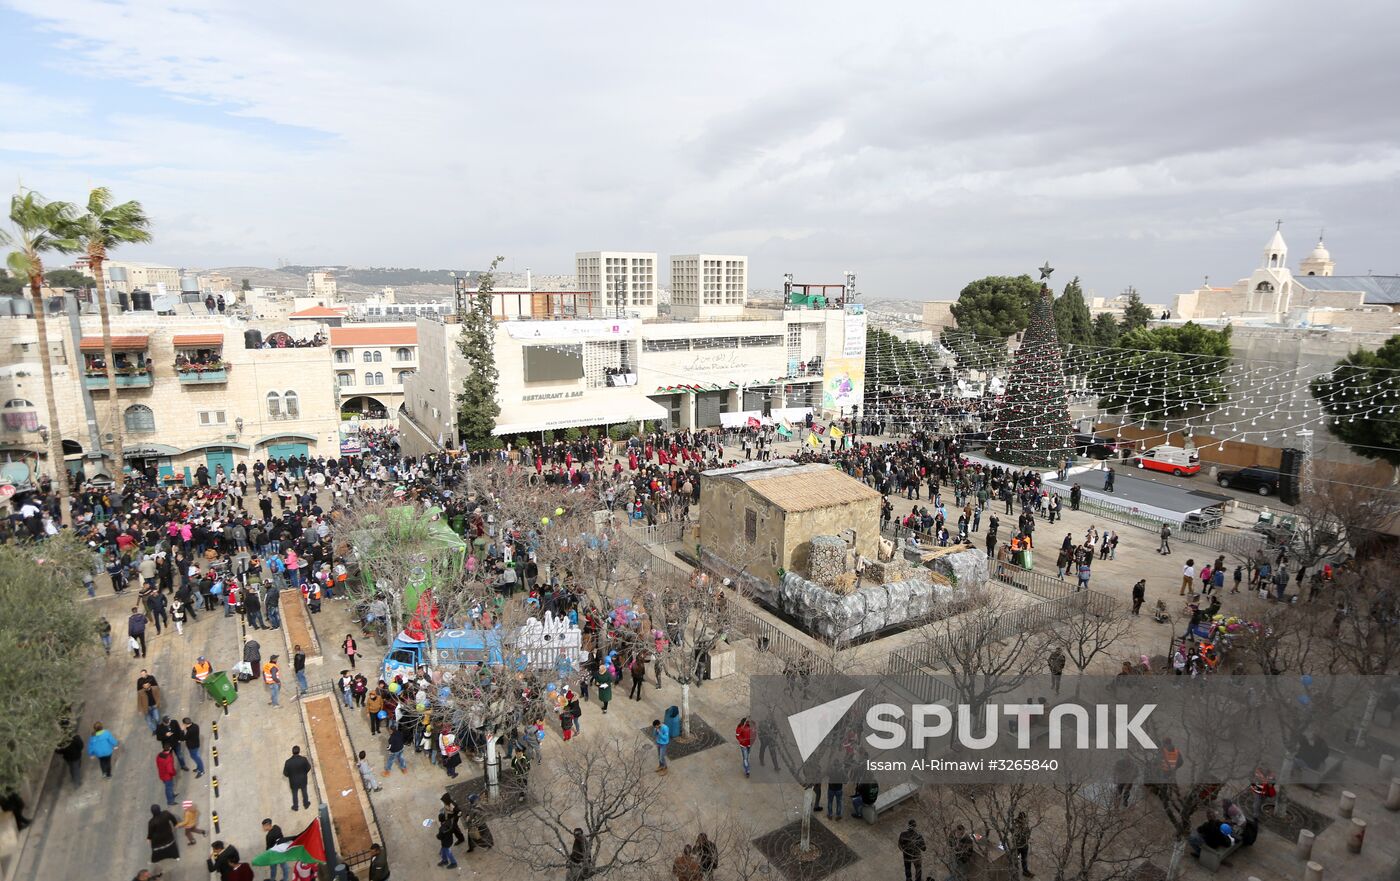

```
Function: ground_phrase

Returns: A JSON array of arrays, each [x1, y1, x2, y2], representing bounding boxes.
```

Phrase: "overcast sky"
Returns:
[[2, 1, 1397, 304]]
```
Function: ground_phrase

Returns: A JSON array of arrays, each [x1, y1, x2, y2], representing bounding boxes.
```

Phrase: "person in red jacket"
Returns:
[[155, 747, 179, 806], [735, 717, 755, 778]]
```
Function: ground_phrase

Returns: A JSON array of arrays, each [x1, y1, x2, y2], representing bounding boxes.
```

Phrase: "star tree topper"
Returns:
[[1039, 261, 1055, 281]]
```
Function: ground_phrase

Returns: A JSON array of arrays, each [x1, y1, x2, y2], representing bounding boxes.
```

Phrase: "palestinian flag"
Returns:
[[252, 818, 327, 866], [776, 423, 793, 438]]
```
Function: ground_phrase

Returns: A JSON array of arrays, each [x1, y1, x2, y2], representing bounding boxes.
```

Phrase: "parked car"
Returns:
[[1217, 465, 1282, 496], [1130, 445, 1201, 477], [1071, 433, 1123, 460]]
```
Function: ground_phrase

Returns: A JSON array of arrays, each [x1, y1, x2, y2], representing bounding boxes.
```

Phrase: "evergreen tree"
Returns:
[[1122, 287, 1155, 332], [1052, 276, 1093, 347], [988, 282, 1072, 466], [456, 256, 505, 448], [241, 278, 251, 291], [949, 275, 1041, 339], [1310, 334, 1400, 467], [1091, 312, 1121, 348], [1094, 322, 1232, 418]]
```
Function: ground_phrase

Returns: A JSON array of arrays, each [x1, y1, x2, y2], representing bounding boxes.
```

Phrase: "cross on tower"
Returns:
[[1276, 219, 1284, 231]]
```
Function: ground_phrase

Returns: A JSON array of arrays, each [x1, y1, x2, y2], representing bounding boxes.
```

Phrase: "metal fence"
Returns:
[[881, 589, 1117, 703], [627, 520, 690, 547]]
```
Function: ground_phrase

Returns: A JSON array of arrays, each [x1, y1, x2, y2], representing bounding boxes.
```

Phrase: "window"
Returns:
[[2, 398, 33, 409], [396, 347, 413, 361], [364, 371, 375, 386], [283, 390, 299, 418], [267, 391, 282, 417], [397, 370, 415, 384], [372, 351, 383, 363], [198, 410, 227, 426], [124, 404, 155, 433], [362, 351, 373, 363], [334, 349, 350, 364], [373, 372, 383, 386], [337, 373, 353, 387], [745, 508, 757, 543]]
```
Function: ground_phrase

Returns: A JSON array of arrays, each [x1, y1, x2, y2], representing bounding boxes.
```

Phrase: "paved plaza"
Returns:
[[7, 439, 1400, 881]]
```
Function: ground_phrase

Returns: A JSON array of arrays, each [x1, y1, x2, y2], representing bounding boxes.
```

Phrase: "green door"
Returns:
[[267, 442, 309, 461], [205, 448, 235, 476]]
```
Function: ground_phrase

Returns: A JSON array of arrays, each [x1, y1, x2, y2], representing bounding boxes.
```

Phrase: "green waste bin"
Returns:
[[204, 671, 238, 706]]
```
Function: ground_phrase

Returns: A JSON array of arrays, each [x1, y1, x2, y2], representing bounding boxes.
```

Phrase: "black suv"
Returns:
[[1071, 433, 1122, 460], [1216, 465, 1281, 496]]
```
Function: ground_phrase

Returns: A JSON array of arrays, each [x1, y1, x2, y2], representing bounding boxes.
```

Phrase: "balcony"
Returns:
[[84, 369, 152, 390], [176, 363, 229, 384]]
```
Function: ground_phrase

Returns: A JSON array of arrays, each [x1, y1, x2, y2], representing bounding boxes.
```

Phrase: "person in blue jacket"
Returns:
[[87, 721, 120, 778], [651, 719, 670, 773]]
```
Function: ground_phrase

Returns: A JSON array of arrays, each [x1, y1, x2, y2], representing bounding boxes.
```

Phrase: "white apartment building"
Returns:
[[670, 255, 748, 320], [399, 293, 867, 455], [575, 252, 657, 319], [307, 270, 339, 302], [329, 325, 417, 422], [0, 309, 339, 484], [75, 260, 183, 296]]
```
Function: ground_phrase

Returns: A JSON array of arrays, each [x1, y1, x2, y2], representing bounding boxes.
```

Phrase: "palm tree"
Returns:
[[3, 191, 83, 526], [78, 188, 152, 488]]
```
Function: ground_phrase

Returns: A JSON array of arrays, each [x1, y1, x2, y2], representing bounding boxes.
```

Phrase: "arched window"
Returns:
[[373, 372, 384, 386], [267, 391, 282, 417], [337, 373, 353, 387], [283, 390, 299, 417], [334, 349, 351, 364], [124, 404, 155, 433], [372, 351, 383, 363], [396, 347, 412, 362], [1255, 281, 1274, 293], [362, 351, 373, 363]]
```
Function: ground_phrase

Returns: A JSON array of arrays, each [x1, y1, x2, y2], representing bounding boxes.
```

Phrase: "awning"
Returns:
[[172, 333, 224, 347], [253, 432, 318, 446], [492, 395, 668, 436], [80, 335, 149, 352], [123, 443, 181, 457]]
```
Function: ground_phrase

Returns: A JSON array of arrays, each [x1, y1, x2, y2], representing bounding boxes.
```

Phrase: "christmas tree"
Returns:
[[987, 264, 1072, 466]]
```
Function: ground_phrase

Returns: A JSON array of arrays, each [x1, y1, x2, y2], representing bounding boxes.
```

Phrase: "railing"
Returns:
[[882, 589, 1116, 701], [627, 520, 689, 546]]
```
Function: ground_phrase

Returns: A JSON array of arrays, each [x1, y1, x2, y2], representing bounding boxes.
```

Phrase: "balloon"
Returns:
[[1297, 694, 1311, 706], [541, 517, 550, 526], [388, 682, 401, 694], [1300, 674, 1313, 687], [555, 508, 564, 517]]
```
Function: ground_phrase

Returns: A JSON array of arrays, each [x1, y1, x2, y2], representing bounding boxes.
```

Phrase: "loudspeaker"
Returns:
[[1278, 447, 1304, 505]]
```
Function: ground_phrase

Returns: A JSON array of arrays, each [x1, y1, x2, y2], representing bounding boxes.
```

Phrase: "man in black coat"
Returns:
[[282, 746, 312, 811], [898, 819, 926, 881]]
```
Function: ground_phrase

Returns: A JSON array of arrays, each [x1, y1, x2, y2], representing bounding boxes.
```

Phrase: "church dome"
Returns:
[[1309, 240, 1330, 261]]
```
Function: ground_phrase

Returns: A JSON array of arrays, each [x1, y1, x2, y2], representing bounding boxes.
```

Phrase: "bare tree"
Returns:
[[915, 587, 1053, 712], [502, 736, 674, 880], [1323, 552, 1400, 746], [1042, 781, 1169, 881], [1047, 594, 1132, 692]]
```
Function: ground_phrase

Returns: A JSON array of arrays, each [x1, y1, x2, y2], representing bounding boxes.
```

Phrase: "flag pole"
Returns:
[[318, 803, 345, 881]]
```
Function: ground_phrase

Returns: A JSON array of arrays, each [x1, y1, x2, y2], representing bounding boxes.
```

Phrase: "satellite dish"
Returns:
[[152, 295, 180, 313]]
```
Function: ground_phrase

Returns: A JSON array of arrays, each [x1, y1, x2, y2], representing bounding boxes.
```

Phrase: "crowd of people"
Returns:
[[2, 412, 1352, 881]]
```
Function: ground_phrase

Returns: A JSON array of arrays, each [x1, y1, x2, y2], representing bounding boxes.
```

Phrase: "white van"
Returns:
[[1132, 445, 1201, 477]]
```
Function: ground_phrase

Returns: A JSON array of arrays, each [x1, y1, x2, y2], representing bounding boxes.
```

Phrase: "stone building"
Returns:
[[0, 308, 338, 484], [698, 460, 881, 583]]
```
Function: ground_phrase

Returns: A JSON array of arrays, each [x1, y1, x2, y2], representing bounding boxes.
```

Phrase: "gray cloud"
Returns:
[[1, 0, 1396, 302]]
